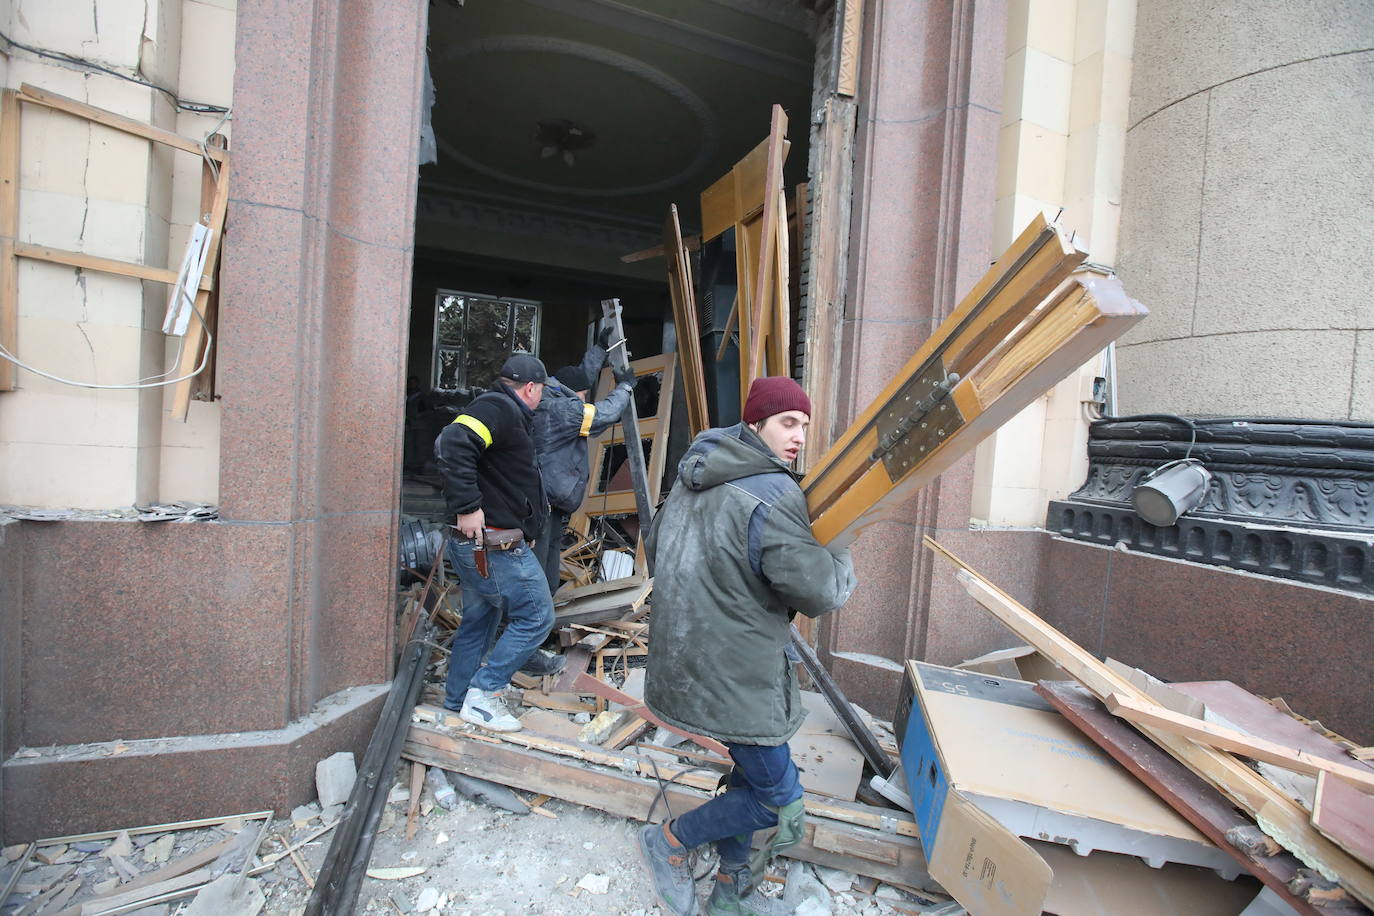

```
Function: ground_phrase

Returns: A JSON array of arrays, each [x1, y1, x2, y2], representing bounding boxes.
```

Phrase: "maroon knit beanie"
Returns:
[[742, 376, 812, 423]]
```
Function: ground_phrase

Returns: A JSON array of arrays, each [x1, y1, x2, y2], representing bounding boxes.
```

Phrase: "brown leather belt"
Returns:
[[482, 527, 526, 550]]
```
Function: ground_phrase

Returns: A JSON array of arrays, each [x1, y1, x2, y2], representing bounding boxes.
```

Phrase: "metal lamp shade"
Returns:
[[1132, 458, 1212, 527]]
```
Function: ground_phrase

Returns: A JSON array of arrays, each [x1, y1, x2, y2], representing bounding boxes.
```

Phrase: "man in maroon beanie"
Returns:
[[638, 376, 857, 915]]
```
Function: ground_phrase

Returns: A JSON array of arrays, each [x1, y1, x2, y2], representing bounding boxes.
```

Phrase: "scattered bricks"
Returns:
[[35, 845, 67, 865], [315, 751, 358, 808]]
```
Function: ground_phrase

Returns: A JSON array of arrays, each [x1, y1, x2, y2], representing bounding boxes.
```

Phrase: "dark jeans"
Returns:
[[534, 507, 570, 596], [443, 539, 554, 706], [669, 741, 802, 866]]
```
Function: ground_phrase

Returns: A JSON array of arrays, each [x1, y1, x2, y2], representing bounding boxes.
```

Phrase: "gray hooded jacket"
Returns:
[[533, 344, 633, 514], [644, 423, 857, 745]]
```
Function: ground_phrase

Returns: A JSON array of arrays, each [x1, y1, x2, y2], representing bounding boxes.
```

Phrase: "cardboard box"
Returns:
[[902, 662, 1249, 915]]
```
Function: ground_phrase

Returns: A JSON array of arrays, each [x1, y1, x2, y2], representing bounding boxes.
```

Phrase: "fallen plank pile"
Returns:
[[0, 809, 337, 915], [914, 536, 1374, 916], [401, 614, 947, 902]]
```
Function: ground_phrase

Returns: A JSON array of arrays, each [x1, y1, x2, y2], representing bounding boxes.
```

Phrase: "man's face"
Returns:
[[753, 410, 808, 463], [517, 381, 545, 410]]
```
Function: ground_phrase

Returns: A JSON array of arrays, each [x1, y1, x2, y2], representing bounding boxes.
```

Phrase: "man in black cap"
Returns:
[[434, 352, 553, 732], [531, 328, 638, 601]]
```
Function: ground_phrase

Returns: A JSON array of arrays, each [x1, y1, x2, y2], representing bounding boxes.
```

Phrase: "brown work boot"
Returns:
[[637, 820, 699, 915]]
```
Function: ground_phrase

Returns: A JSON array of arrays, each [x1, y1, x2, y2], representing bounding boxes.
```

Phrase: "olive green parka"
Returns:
[[643, 423, 857, 745]]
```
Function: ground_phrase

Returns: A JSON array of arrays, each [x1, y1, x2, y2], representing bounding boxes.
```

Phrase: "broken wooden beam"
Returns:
[[1037, 681, 1356, 916], [401, 719, 936, 891], [1104, 691, 1374, 793]]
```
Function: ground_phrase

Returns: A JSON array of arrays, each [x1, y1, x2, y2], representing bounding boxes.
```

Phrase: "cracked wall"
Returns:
[[0, 0, 235, 508]]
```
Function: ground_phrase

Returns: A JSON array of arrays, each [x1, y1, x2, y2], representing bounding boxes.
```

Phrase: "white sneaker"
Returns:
[[459, 687, 522, 732]]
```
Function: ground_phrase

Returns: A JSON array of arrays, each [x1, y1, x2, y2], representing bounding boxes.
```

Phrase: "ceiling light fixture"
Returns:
[[533, 118, 595, 167]]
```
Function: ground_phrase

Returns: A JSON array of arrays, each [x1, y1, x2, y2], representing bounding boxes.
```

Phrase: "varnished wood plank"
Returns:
[[1105, 692, 1374, 794], [1038, 681, 1339, 916], [746, 105, 787, 385], [810, 275, 1143, 545], [572, 671, 729, 757], [802, 215, 1078, 507], [1315, 772, 1374, 870], [664, 204, 708, 435], [926, 538, 1374, 910]]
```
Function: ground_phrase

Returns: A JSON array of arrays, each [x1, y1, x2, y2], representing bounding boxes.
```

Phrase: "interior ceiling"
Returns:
[[421, 0, 817, 240]]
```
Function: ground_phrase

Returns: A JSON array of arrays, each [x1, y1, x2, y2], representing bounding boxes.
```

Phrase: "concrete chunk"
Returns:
[[315, 752, 357, 808], [184, 873, 265, 916]]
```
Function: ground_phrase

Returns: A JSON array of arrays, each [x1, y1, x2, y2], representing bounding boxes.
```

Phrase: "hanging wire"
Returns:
[[0, 293, 213, 390], [0, 30, 230, 114]]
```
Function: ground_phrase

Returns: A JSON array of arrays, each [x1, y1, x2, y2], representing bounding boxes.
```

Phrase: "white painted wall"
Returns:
[[0, 0, 235, 509]]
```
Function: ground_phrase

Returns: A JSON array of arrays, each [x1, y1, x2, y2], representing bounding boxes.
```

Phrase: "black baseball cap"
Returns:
[[555, 365, 594, 391], [500, 352, 547, 383]]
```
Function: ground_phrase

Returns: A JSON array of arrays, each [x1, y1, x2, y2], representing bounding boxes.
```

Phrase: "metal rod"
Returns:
[[600, 298, 655, 540], [789, 625, 892, 779]]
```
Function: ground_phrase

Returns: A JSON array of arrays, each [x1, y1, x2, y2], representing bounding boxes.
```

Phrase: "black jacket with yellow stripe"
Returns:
[[434, 381, 547, 541]]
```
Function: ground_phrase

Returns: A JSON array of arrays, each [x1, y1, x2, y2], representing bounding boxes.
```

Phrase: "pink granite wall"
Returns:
[[1, 0, 428, 840], [819, 0, 1016, 719], [1037, 536, 1374, 745]]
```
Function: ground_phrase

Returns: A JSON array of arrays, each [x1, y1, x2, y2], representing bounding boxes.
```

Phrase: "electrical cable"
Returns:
[[0, 29, 230, 113], [0, 298, 213, 389], [640, 754, 721, 882]]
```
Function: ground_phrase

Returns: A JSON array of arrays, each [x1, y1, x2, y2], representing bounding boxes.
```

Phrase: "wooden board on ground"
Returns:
[[401, 719, 937, 892], [1036, 680, 1361, 916], [925, 536, 1374, 911], [554, 579, 652, 627], [1104, 691, 1374, 794], [1174, 681, 1374, 774], [572, 671, 729, 758], [793, 690, 864, 802], [1315, 772, 1374, 871], [519, 708, 585, 744]]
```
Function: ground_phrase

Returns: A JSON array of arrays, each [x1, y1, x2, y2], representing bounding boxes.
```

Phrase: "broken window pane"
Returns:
[[432, 290, 541, 394]]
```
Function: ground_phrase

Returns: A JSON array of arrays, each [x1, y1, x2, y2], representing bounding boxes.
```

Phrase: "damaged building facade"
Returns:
[[0, 0, 1370, 839]]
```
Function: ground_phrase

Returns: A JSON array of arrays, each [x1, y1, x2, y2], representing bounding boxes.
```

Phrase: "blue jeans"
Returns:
[[443, 538, 555, 707], [670, 741, 802, 866]]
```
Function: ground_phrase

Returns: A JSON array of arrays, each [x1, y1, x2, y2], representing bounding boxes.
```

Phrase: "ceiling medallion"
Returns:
[[433, 35, 721, 197]]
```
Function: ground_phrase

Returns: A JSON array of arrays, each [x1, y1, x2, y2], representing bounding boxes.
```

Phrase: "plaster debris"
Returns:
[[291, 802, 321, 827], [814, 863, 855, 892], [142, 834, 175, 864], [315, 751, 358, 808], [102, 830, 133, 858], [575, 873, 610, 894], [184, 873, 266, 915], [416, 886, 441, 911]]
